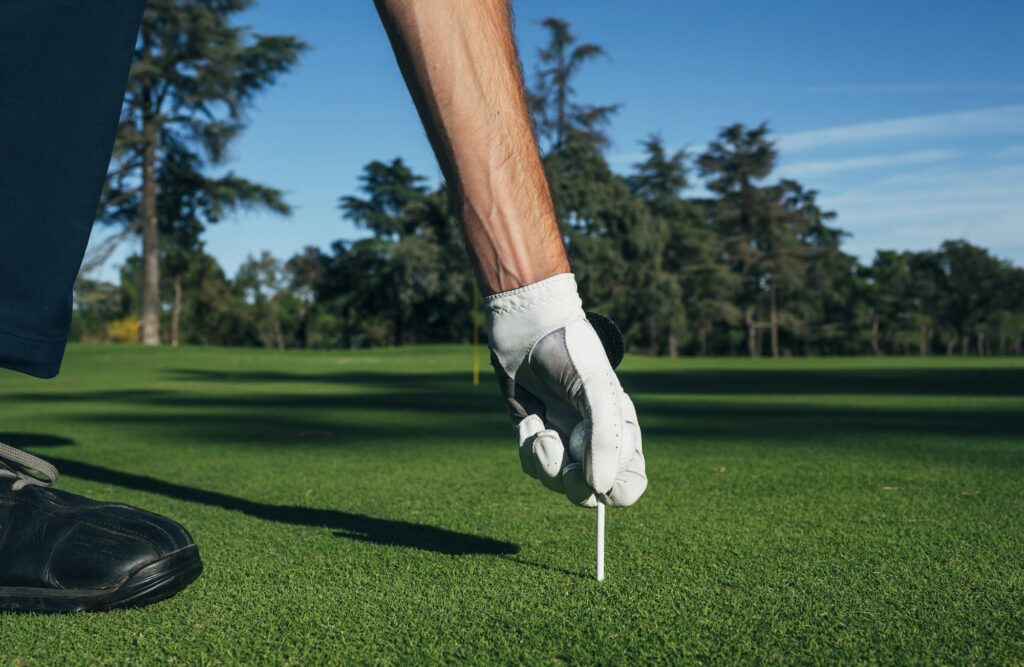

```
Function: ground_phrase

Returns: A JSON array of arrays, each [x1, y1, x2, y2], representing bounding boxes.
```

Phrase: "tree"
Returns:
[[71, 278, 125, 343], [627, 136, 724, 356], [174, 250, 254, 346], [628, 136, 689, 205], [99, 0, 306, 345], [767, 180, 841, 357], [932, 240, 1008, 354], [236, 251, 290, 349], [285, 246, 328, 349], [698, 124, 777, 356], [334, 160, 474, 347], [992, 265, 1024, 354], [339, 159, 427, 346], [157, 144, 290, 346], [529, 17, 620, 154]]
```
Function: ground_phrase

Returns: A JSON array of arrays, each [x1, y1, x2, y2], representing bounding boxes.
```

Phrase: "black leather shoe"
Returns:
[[0, 443, 203, 613]]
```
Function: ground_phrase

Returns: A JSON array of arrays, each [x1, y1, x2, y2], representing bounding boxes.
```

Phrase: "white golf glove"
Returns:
[[485, 273, 647, 507]]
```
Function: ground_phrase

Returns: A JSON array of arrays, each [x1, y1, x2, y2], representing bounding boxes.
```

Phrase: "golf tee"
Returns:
[[597, 501, 605, 581]]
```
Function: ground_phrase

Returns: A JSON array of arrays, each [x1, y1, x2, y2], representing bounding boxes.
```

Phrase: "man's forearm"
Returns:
[[374, 0, 570, 295]]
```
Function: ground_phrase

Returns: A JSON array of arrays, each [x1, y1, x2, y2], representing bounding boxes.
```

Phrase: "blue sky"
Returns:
[[90, 0, 1024, 280]]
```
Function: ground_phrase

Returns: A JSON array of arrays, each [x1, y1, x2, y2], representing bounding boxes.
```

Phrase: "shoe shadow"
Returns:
[[0, 433, 75, 447], [0, 434, 518, 557]]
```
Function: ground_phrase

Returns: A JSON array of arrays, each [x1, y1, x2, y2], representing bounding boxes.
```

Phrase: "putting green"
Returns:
[[1, 344, 1022, 663]]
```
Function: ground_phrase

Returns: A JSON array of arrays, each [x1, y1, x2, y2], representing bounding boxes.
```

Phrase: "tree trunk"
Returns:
[[170, 275, 182, 348], [871, 316, 880, 356], [744, 306, 757, 357], [918, 324, 928, 356], [297, 306, 309, 349], [977, 331, 985, 356], [961, 334, 969, 356], [140, 141, 161, 345], [945, 339, 955, 356], [274, 317, 285, 350], [698, 324, 708, 357], [667, 321, 679, 359], [769, 281, 779, 359], [647, 316, 659, 356]]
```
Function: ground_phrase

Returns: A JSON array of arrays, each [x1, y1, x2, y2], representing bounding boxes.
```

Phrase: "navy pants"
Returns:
[[0, 0, 145, 378]]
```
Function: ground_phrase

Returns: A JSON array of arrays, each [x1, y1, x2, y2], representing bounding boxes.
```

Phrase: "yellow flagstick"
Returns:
[[472, 279, 481, 386]]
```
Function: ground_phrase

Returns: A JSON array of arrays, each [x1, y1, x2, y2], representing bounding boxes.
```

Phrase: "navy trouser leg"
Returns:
[[0, 0, 145, 378]]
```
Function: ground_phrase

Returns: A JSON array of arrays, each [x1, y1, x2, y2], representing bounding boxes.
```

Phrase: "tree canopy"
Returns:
[[77, 13, 1024, 358], [97, 0, 306, 344]]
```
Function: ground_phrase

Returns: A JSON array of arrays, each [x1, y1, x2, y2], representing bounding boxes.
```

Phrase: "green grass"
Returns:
[[1, 344, 1022, 664]]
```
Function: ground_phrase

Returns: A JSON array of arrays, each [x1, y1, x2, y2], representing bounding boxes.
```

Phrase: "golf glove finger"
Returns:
[[486, 273, 648, 507], [563, 393, 647, 507]]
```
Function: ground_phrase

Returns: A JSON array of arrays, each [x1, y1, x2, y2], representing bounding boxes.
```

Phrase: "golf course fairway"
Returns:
[[1, 344, 1021, 664]]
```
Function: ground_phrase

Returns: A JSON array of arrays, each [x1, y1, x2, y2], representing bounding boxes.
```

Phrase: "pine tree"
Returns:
[[698, 124, 777, 356], [628, 136, 723, 356], [336, 159, 473, 347], [98, 0, 306, 344], [529, 17, 620, 154]]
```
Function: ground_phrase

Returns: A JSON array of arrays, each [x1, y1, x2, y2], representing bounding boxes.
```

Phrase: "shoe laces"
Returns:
[[0, 442, 59, 491]]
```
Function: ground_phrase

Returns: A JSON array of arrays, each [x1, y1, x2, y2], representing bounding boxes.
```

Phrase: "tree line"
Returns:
[[75, 6, 1024, 357]]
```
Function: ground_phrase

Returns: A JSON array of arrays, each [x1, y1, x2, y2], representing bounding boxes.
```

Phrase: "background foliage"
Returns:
[[75, 11, 1024, 357]]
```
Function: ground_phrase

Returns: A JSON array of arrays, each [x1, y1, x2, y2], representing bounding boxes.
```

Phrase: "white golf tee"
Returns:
[[596, 501, 605, 581]]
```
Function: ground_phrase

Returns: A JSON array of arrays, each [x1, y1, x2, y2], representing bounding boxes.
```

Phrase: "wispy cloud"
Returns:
[[778, 104, 1024, 152], [996, 144, 1024, 159], [818, 164, 1024, 264], [826, 163, 1024, 200], [780, 149, 957, 178], [805, 82, 1024, 95]]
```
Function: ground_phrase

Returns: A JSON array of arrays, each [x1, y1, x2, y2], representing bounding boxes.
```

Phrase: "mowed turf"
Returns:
[[1, 344, 1022, 664]]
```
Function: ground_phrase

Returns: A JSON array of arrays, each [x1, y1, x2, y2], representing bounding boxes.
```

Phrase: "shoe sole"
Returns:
[[0, 545, 203, 613]]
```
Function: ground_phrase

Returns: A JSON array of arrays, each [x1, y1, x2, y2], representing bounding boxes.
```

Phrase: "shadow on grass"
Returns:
[[0, 434, 517, 557], [0, 433, 74, 447], [621, 367, 1024, 397], [57, 455, 517, 556], [10, 384, 1023, 451], [5, 365, 1023, 464], [165, 366, 1024, 397]]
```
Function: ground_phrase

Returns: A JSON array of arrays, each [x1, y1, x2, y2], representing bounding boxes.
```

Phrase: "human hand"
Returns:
[[485, 274, 647, 507]]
